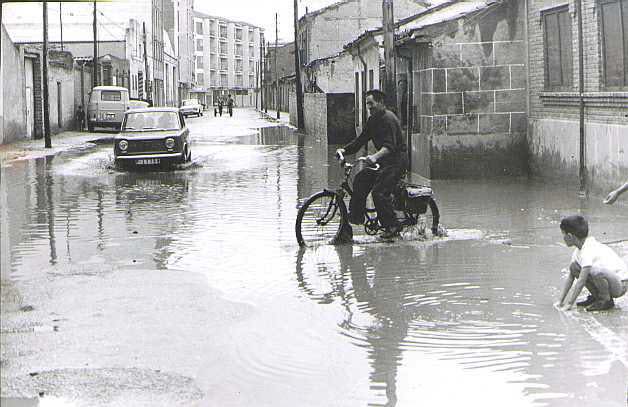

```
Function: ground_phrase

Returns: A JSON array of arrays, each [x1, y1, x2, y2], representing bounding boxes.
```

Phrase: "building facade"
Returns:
[[192, 11, 264, 107], [526, 0, 628, 193]]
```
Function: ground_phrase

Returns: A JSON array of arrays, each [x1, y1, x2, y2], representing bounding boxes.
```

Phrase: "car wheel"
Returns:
[[186, 148, 192, 162]]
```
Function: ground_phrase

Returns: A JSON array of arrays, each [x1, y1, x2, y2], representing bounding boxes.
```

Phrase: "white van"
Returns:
[[87, 86, 130, 132]]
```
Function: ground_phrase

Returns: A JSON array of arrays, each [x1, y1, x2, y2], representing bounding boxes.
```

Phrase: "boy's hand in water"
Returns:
[[604, 190, 619, 204]]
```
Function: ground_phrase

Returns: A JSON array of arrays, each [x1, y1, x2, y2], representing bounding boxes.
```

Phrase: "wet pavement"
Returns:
[[1, 108, 627, 406]]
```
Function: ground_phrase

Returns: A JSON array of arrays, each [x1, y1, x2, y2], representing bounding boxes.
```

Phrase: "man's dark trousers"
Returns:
[[349, 165, 403, 228]]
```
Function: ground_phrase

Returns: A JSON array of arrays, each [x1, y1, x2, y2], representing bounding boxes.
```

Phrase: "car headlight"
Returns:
[[118, 140, 128, 151], [165, 138, 175, 149]]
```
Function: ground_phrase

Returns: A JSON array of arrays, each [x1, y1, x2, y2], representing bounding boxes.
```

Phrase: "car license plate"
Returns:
[[106, 113, 115, 120], [136, 158, 160, 165]]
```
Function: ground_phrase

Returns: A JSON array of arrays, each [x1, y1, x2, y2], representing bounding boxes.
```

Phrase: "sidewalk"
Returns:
[[0, 130, 113, 166], [257, 108, 291, 126]]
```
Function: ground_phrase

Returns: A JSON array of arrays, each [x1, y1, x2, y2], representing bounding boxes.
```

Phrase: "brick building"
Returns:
[[526, 0, 627, 193]]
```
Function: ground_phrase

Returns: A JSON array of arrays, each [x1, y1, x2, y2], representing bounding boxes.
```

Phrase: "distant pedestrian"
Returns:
[[227, 95, 234, 117], [218, 99, 223, 117], [604, 182, 628, 204], [556, 215, 628, 311], [75, 105, 85, 131]]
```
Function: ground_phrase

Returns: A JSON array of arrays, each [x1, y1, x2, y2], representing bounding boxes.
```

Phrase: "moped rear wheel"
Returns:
[[296, 191, 348, 247]]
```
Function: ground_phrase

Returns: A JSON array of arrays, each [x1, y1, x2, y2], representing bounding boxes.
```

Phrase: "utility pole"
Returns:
[[92, 0, 97, 89], [275, 13, 280, 119], [42, 0, 51, 148], [293, 0, 304, 130], [260, 41, 264, 111], [382, 0, 397, 111], [264, 41, 268, 114], [143, 22, 150, 103]]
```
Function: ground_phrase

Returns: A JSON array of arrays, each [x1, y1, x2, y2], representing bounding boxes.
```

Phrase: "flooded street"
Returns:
[[1, 108, 627, 406]]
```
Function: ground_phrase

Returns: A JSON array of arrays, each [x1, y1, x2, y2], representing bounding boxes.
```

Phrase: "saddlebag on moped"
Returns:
[[402, 185, 433, 214]]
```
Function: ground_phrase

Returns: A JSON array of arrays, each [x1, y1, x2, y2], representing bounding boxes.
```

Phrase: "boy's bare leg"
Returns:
[[588, 275, 611, 301]]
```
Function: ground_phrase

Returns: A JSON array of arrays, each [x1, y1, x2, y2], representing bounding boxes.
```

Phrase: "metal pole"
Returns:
[[293, 0, 304, 130], [143, 22, 150, 102], [382, 0, 397, 110], [59, 2, 63, 51], [576, 0, 586, 195], [43, 0, 52, 148], [92, 0, 97, 88], [275, 13, 280, 119]]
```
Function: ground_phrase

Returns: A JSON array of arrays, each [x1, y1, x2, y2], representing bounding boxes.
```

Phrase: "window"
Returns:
[[235, 44, 243, 57], [196, 56, 203, 69], [236, 60, 243, 72], [221, 73, 228, 87], [249, 45, 255, 57], [219, 42, 228, 55], [219, 25, 227, 38], [195, 21, 203, 35], [600, 0, 628, 88], [101, 90, 121, 101], [196, 72, 204, 85], [543, 6, 573, 90], [196, 39, 203, 51], [220, 58, 228, 70], [236, 74, 243, 87], [249, 60, 255, 71], [235, 28, 243, 41]]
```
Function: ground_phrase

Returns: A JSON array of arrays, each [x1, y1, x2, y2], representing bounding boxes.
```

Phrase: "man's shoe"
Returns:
[[576, 295, 596, 307], [586, 299, 615, 311], [380, 225, 402, 240]]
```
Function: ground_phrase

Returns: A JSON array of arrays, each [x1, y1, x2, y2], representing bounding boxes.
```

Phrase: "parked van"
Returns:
[[87, 86, 130, 132]]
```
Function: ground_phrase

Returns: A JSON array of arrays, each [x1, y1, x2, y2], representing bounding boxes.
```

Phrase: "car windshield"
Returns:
[[182, 100, 197, 106], [123, 111, 180, 131]]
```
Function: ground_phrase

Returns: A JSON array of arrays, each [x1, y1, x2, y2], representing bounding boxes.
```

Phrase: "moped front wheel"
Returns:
[[296, 191, 348, 247]]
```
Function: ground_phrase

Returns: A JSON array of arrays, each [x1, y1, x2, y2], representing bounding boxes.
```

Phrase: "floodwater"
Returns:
[[1, 110, 627, 406]]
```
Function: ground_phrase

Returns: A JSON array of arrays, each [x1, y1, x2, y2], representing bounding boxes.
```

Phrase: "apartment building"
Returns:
[[192, 11, 264, 107]]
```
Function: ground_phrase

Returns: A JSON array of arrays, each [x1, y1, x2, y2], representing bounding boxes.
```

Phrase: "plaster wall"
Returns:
[[2, 24, 27, 144]]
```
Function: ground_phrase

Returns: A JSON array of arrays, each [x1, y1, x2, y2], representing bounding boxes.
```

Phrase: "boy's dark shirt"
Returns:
[[342, 109, 407, 169]]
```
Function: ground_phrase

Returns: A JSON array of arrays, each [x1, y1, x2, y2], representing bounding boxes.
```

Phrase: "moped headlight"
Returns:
[[118, 140, 128, 151], [165, 138, 175, 149]]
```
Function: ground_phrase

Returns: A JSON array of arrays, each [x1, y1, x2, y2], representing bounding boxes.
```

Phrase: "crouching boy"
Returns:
[[557, 215, 628, 311]]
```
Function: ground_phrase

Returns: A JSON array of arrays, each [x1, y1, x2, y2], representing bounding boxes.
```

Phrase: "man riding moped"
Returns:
[[336, 89, 408, 241]]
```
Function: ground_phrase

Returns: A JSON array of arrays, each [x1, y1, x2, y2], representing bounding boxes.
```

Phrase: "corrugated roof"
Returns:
[[398, 0, 495, 35]]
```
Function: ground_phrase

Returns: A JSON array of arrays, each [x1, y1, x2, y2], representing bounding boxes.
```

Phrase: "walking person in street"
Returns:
[[75, 105, 85, 131], [556, 215, 628, 311], [218, 98, 223, 117], [336, 89, 408, 241], [604, 182, 628, 204], [227, 95, 234, 117]]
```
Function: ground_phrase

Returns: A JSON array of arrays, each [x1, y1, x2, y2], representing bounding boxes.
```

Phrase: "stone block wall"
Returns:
[[526, 0, 628, 193], [413, 0, 529, 178]]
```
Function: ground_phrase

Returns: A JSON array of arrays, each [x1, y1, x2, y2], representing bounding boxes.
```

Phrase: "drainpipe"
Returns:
[[397, 46, 412, 173], [356, 45, 367, 129], [576, 0, 586, 195]]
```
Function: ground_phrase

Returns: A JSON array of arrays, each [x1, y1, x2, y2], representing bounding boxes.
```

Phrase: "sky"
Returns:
[[2, 0, 338, 43], [194, 0, 339, 43]]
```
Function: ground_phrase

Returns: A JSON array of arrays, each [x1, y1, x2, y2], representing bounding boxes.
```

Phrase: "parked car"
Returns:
[[179, 99, 203, 117], [128, 99, 151, 110], [87, 85, 130, 132], [114, 107, 192, 168]]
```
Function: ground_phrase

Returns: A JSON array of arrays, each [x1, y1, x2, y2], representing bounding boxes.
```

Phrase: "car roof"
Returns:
[[93, 86, 128, 91], [125, 107, 181, 113]]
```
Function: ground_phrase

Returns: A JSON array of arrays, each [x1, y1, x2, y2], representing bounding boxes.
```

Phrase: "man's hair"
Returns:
[[560, 215, 589, 239], [365, 89, 385, 103]]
